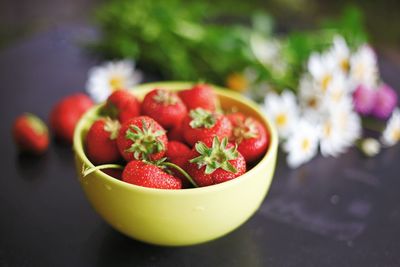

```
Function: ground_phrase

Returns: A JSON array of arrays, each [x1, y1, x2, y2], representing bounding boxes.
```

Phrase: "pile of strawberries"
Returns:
[[85, 84, 270, 189]]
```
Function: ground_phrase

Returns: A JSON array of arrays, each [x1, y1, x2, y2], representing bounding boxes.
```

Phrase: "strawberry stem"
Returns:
[[82, 164, 124, 177], [162, 162, 199, 188]]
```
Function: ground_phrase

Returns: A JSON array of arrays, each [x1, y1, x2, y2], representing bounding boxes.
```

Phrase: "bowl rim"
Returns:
[[73, 81, 278, 196]]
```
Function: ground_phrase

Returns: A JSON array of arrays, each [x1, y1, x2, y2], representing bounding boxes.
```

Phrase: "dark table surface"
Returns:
[[1, 25, 400, 267]]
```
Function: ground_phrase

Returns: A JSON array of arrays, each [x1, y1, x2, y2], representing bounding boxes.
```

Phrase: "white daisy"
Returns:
[[298, 74, 326, 123], [308, 52, 338, 93], [324, 73, 352, 106], [86, 60, 142, 102], [381, 108, 400, 147], [250, 34, 287, 76], [319, 99, 361, 157], [349, 45, 378, 89], [328, 35, 351, 74], [262, 90, 298, 140], [283, 119, 320, 168]]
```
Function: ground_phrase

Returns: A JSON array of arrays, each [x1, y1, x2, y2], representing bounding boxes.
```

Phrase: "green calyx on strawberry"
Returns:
[[104, 117, 121, 140], [25, 113, 48, 135], [190, 137, 238, 174], [232, 118, 258, 144], [124, 119, 165, 160], [189, 108, 216, 129], [153, 89, 178, 105]]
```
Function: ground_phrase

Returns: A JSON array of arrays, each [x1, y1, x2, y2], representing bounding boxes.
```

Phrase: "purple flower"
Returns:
[[372, 84, 398, 119], [353, 84, 377, 115]]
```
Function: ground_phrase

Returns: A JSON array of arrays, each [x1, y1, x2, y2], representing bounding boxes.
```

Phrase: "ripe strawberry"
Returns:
[[181, 108, 232, 146], [227, 112, 269, 163], [85, 117, 121, 165], [141, 89, 187, 129], [186, 137, 246, 187], [122, 160, 182, 189], [50, 93, 93, 143], [117, 116, 168, 162], [13, 113, 49, 155], [166, 141, 191, 161], [164, 141, 192, 188], [178, 84, 217, 111], [105, 90, 141, 123]]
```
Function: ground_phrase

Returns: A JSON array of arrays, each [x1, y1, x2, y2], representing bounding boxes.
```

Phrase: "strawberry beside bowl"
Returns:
[[73, 82, 278, 246]]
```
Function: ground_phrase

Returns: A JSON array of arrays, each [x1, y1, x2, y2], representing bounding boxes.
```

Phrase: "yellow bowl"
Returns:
[[73, 81, 278, 246]]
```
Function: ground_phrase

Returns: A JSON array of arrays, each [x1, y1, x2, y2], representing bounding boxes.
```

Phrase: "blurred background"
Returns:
[[1, 0, 399, 52], [1, 0, 399, 96]]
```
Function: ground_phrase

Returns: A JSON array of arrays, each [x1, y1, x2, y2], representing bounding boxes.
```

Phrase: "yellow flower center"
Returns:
[[109, 76, 124, 90], [392, 128, 400, 142], [226, 73, 248, 92], [321, 74, 332, 92], [354, 64, 365, 80], [332, 89, 343, 103], [276, 113, 287, 127], [323, 122, 332, 137], [307, 97, 318, 109], [340, 59, 350, 73], [301, 138, 310, 152]]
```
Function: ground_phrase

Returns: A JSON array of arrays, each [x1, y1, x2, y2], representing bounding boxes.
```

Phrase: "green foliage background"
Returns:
[[91, 0, 367, 92]]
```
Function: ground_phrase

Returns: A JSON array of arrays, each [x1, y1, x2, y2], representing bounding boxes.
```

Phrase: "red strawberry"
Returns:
[[166, 141, 191, 161], [85, 117, 121, 165], [105, 90, 141, 123], [227, 112, 269, 163], [181, 108, 232, 146], [117, 116, 168, 162], [122, 160, 182, 189], [50, 93, 93, 143], [185, 137, 246, 187], [167, 123, 185, 143], [178, 84, 217, 111], [13, 113, 49, 155], [165, 141, 192, 187], [141, 89, 187, 129]]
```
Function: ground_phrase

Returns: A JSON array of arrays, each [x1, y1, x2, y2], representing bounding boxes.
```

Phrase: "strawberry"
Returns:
[[122, 160, 182, 189], [105, 90, 141, 123], [178, 84, 217, 111], [166, 141, 191, 161], [141, 89, 187, 129], [164, 141, 192, 188], [13, 113, 49, 155], [50, 93, 93, 143], [227, 112, 269, 163], [181, 108, 232, 146], [117, 116, 168, 162], [185, 137, 246, 187], [85, 117, 121, 165]]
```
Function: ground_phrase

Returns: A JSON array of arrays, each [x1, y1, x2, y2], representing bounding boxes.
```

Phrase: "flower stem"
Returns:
[[162, 162, 199, 188], [82, 164, 124, 177]]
